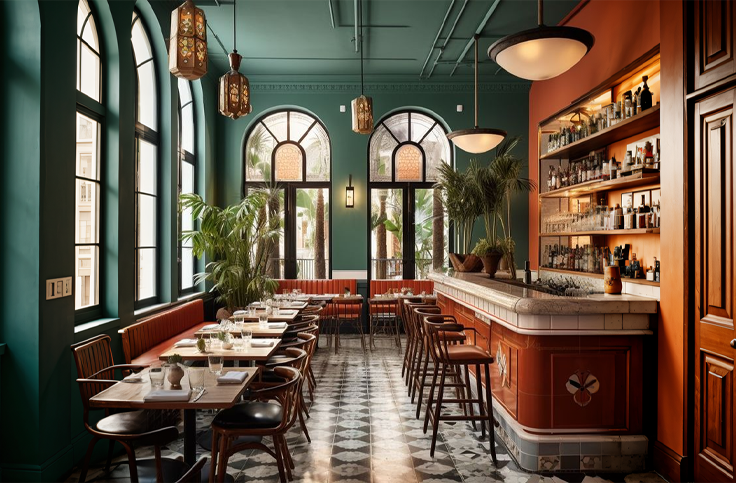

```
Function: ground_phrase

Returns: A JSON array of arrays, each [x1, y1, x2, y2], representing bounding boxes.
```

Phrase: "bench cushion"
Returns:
[[370, 280, 434, 297], [275, 280, 359, 318]]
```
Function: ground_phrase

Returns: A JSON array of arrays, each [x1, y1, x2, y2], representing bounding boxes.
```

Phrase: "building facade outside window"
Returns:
[[178, 78, 196, 294]]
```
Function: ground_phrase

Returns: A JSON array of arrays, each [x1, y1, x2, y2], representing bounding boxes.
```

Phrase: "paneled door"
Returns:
[[694, 87, 736, 482], [693, 0, 736, 91]]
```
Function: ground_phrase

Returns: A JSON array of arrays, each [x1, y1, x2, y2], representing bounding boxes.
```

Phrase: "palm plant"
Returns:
[[180, 188, 281, 311], [436, 163, 482, 254]]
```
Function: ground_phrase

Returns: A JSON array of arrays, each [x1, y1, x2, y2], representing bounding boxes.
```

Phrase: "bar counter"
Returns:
[[428, 271, 656, 473]]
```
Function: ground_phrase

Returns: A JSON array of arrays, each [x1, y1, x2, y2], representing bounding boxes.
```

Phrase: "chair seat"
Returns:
[[446, 345, 494, 363], [213, 401, 283, 430], [97, 410, 152, 435]]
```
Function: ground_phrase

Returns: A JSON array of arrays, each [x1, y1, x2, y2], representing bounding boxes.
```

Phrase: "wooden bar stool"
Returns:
[[368, 297, 400, 350], [400, 297, 424, 380], [330, 296, 365, 353], [403, 300, 436, 389], [423, 315, 498, 464]]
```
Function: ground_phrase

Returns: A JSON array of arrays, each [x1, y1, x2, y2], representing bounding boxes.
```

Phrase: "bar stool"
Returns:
[[368, 297, 400, 350], [423, 315, 497, 463], [330, 296, 365, 353], [403, 300, 436, 388], [400, 297, 424, 380], [409, 305, 441, 402]]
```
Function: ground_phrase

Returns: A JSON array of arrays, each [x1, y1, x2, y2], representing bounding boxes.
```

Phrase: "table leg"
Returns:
[[183, 408, 196, 466]]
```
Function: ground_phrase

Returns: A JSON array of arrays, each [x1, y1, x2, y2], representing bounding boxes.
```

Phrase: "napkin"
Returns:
[[144, 389, 191, 402], [251, 339, 275, 348], [202, 324, 219, 330], [174, 339, 198, 347], [122, 373, 143, 383], [268, 322, 287, 329], [232, 310, 247, 316], [216, 371, 248, 384]]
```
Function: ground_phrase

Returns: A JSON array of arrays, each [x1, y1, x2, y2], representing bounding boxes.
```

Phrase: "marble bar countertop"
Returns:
[[429, 272, 658, 316]]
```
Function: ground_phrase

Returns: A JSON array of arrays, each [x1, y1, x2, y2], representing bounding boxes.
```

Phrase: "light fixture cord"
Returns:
[[473, 34, 478, 129], [359, 0, 364, 96], [233, 0, 237, 52], [538, 0, 543, 26]]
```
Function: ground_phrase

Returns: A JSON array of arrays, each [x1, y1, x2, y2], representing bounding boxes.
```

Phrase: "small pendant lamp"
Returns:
[[351, 0, 373, 135], [218, 0, 252, 119], [488, 0, 594, 81], [168, 0, 208, 80], [446, 35, 506, 154]]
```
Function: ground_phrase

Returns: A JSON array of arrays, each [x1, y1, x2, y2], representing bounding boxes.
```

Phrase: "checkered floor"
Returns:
[[64, 336, 615, 483]]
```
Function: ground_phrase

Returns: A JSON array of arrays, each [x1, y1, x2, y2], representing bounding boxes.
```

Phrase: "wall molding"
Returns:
[[653, 441, 688, 482], [250, 82, 531, 93]]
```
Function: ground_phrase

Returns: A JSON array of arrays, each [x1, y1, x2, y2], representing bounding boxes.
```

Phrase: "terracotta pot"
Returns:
[[499, 256, 509, 271], [604, 266, 623, 294], [449, 253, 483, 272], [480, 251, 503, 278], [166, 364, 185, 389]]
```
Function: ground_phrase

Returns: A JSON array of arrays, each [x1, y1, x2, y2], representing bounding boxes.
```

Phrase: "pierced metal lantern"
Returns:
[[218, 52, 252, 120], [351, 95, 373, 134], [168, 0, 208, 80]]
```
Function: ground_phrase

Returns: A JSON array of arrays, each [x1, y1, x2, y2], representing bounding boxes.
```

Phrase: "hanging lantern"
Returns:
[[351, 95, 373, 134], [218, 52, 252, 119], [168, 0, 208, 80]]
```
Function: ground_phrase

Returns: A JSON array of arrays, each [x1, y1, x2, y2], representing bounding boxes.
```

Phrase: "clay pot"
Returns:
[[604, 266, 623, 294], [449, 253, 483, 272], [480, 251, 503, 278], [222, 342, 234, 350], [166, 364, 186, 389]]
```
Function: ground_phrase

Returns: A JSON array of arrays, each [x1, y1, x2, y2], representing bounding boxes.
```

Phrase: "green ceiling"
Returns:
[[185, 0, 581, 83]]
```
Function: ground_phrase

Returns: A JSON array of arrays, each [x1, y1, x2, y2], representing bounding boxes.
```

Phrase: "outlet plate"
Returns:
[[46, 277, 73, 300]]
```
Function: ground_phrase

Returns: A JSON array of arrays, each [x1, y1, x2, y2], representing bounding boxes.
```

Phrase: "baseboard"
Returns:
[[653, 441, 687, 482]]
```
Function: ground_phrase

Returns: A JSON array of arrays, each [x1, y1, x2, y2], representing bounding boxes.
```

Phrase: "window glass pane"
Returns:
[[295, 188, 329, 279], [371, 188, 403, 279], [76, 180, 99, 244], [369, 124, 395, 182], [394, 144, 423, 182], [262, 111, 287, 143], [181, 104, 194, 154], [414, 188, 447, 279], [77, 2, 88, 35], [178, 78, 192, 105], [303, 123, 330, 182], [136, 61, 157, 129], [75, 246, 98, 309], [383, 112, 409, 143], [80, 43, 100, 101], [181, 162, 194, 232], [82, 13, 99, 52], [274, 143, 303, 182], [137, 194, 157, 246], [421, 123, 451, 182], [138, 139, 157, 194], [181, 247, 194, 290], [137, 248, 156, 300], [410, 113, 436, 143], [131, 16, 153, 62], [245, 123, 276, 182], [76, 112, 99, 179], [289, 111, 315, 143], [263, 189, 285, 280]]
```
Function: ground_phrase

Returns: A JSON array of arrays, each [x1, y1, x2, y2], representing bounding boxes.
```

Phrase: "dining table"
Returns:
[[158, 338, 282, 364], [195, 322, 288, 338], [231, 308, 301, 323]]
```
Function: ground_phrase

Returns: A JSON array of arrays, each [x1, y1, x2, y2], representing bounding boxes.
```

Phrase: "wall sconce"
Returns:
[[346, 175, 355, 208]]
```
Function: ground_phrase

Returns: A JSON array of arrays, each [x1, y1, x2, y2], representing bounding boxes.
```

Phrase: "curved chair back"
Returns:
[[71, 335, 117, 417], [423, 315, 463, 363], [412, 306, 440, 338]]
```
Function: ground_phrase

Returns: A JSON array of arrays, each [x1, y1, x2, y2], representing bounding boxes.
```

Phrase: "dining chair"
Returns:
[[368, 298, 401, 350], [71, 334, 181, 483], [330, 296, 365, 353], [174, 457, 207, 483]]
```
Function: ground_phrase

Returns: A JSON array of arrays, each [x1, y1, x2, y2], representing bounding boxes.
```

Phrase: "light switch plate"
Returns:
[[46, 277, 73, 300]]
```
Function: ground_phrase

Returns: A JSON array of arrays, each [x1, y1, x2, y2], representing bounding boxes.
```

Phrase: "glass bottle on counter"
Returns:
[[640, 75, 653, 111]]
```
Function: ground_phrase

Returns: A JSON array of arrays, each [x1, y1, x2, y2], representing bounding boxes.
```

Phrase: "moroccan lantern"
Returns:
[[168, 0, 207, 80], [218, 51, 251, 120]]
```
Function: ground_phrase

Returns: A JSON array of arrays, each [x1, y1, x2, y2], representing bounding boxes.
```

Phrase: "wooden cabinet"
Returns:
[[694, 87, 736, 482], [693, 0, 736, 91]]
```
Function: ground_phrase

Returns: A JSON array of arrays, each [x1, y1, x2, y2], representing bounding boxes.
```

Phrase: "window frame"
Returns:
[[366, 110, 454, 280], [178, 80, 197, 295], [242, 109, 333, 280], [76, 0, 102, 102]]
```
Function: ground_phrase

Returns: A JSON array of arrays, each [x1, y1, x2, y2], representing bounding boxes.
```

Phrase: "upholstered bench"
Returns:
[[275, 279, 358, 318], [119, 299, 214, 366]]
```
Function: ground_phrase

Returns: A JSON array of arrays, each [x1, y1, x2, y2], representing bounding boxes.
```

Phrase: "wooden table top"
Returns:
[[159, 338, 281, 362], [195, 322, 287, 338], [257, 300, 309, 311], [89, 368, 258, 410], [229, 309, 300, 322]]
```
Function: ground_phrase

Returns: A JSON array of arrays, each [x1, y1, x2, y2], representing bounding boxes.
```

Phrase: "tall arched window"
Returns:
[[75, 0, 102, 317], [368, 110, 452, 280], [178, 79, 196, 294], [132, 10, 159, 306], [244, 110, 331, 280]]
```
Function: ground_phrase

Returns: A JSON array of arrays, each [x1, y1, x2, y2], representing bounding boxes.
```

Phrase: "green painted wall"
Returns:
[[215, 84, 532, 272]]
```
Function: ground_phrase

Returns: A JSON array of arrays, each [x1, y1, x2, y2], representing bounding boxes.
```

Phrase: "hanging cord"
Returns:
[[359, 0, 364, 95], [473, 34, 478, 129], [233, 0, 237, 53]]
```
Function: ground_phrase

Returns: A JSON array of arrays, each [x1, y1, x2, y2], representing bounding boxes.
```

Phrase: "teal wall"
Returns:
[[216, 84, 531, 272]]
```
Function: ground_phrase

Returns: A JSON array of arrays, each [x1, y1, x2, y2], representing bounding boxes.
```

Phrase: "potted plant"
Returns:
[[471, 238, 503, 276], [467, 159, 505, 277], [217, 331, 233, 350], [180, 186, 281, 313], [196, 338, 207, 353], [166, 354, 186, 389]]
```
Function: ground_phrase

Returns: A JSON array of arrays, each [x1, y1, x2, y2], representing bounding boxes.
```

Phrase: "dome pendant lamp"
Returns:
[[488, 0, 594, 81], [446, 35, 506, 154], [218, 0, 252, 119]]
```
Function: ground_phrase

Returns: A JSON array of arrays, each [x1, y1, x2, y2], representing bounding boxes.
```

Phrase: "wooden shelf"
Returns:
[[539, 172, 660, 199], [540, 228, 660, 237], [540, 104, 660, 161], [539, 267, 660, 286]]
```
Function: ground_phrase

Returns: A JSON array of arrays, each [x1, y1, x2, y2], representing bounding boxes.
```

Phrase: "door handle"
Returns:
[[731, 339, 736, 349]]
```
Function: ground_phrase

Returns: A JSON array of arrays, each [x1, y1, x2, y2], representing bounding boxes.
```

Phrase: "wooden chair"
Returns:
[[400, 297, 425, 381], [368, 297, 401, 350], [174, 457, 207, 483], [329, 296, 365, 353], [71, 335, 180, 483]]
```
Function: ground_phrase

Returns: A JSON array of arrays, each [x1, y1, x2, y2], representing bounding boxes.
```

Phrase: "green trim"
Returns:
[[250, 82, 531, 93]]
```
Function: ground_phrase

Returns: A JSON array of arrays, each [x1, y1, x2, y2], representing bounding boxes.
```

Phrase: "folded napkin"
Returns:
[[122, 373, 143, 383], [251, 339, 275, 348], [216, 371, 248, 384], [202, 324, 219, 330], [174, 338, 198, 347], [232, 310, 247, 316], [268, 322, 287, 329], [144, 389, 191, 402]]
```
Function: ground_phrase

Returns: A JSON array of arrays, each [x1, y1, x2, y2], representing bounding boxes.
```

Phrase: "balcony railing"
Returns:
[[268, 258, 330, 280], [371, 258, 434, 280]]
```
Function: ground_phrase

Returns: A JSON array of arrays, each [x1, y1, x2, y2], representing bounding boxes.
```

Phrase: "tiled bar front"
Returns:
[[428, 272, 656, 473]]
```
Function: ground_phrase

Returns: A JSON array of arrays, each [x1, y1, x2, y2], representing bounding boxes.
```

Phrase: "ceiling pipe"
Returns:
[[425, 0, 469, 79], [449, 0, 502, 76], [419, 0, 455, 78], [328, 0, 336, 28], [354, 0, 360, 52]]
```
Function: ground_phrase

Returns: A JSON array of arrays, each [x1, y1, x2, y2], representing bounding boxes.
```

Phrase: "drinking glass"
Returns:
[[149, 367, 165, 388], [188, 367, 205, 391], [241, 328, 252, 349], [208, 354, 224, 376], [258, 311, 268, 329]]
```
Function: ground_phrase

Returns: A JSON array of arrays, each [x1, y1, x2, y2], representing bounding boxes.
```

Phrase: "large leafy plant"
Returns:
[[180, 188, 280, 311], [436, 163, 482, 254]]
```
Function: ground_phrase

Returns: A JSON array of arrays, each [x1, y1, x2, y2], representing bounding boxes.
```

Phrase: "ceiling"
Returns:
[[175, 0, 582, 83]]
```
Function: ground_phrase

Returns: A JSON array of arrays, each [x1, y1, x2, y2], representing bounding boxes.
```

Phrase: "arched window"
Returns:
[[178, 79, 196, 293], [132, 10, 159, 306], [368, 110, 452, 280], [75, 0, 102, 316], [244, 110, 331, 280]]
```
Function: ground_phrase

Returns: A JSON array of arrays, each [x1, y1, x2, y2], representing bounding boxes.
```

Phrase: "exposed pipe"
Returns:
[[328, 0, 336, 28], [419, 0, 456, 78], [449, 0, 503, 76], [354, 0, 360, 52], [425, 0, 469, 79]]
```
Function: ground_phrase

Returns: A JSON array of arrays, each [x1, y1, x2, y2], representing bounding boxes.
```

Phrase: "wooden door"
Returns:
[[694, 0, 736, 91], [694, 87, 736, 482]]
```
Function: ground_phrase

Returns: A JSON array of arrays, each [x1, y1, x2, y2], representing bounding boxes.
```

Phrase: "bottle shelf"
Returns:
[[539, 172, 660, 199], [539, 267, 660, 286], [540, 104, 660, 161], [540, 228, 660, 237]]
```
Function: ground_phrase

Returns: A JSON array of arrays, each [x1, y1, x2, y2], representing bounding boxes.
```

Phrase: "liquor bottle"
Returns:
[[637, 195, 649, 228], [654, 138, 660, 170], [640, 75, 653, 111], [555, 167, 561, 189], [547, 166, 554, 191], [655, 259, 661, 282]]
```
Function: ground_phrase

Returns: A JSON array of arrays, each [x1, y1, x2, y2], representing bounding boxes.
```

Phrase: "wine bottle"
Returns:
[[640, 75, 653, 111]]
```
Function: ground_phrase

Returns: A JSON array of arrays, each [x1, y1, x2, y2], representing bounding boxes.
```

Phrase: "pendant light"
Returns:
[[351, 0, 373, 135], [218, 0, 252, 119], [488, 0, 594, 81], [446, 35, 506, 154], [168, 0, 208, 80]]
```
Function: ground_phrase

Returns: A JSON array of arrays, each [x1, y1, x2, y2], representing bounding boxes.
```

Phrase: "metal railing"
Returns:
[[268, 258, 330, 280]]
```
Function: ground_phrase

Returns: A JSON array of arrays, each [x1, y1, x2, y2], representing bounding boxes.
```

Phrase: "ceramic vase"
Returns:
[[604, 266, 623, 294], [167, 364, 185, 389]]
